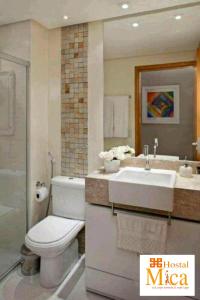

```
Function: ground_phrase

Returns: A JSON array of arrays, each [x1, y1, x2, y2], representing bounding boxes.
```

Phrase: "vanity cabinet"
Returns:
[[86, 204, 200, 300]]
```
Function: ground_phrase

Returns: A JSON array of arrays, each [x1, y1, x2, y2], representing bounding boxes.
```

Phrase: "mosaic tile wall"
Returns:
[[61, 24, 88, 177]]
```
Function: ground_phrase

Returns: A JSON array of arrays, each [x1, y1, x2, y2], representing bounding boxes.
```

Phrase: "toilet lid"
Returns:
[[28, 215, 83, 244]]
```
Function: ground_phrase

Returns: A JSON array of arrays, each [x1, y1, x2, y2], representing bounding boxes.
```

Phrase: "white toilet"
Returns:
[[25, 176, 85, 288]]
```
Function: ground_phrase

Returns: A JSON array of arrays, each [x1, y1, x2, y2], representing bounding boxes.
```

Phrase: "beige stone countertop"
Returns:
[[175, 173, 200, 191], [86, 168, 200, 192], [86, 167, 200, 222]]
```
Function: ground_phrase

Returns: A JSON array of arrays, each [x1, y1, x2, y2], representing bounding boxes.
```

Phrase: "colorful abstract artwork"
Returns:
[[142, 85, 180, 124], [147, 91, 174, 118]]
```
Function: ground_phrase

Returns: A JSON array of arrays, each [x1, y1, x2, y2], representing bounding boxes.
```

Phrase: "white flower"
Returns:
[[99, 145, 135, 162], [99, 151, 114, 161], [116, 151, 126, 160], [118, 146, 127, 152], [122, 145, 135, 154], [110, 148, 126, 161], [111, 145, 135, 159]]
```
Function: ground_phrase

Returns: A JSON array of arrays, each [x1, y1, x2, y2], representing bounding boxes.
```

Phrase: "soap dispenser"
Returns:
[[179, 156, 193, 178]]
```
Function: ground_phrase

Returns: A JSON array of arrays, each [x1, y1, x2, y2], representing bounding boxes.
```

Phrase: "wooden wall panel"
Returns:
[[196, 48, 200, 160]]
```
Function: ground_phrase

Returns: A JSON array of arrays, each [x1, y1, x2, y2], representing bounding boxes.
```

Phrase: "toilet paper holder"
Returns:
[[35, 182, 49, 202], [36, 181, 46, 188]]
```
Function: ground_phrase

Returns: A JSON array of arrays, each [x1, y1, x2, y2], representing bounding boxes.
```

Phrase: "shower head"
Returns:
[[48, 151, 56, 163]]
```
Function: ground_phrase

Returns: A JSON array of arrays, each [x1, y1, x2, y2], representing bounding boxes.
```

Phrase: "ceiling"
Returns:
[[104, 5, 200, 59], [0, 0, 199, 29]]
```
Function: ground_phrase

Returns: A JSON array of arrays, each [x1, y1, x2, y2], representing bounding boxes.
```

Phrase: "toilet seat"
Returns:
[[25, 215, 84, 257]]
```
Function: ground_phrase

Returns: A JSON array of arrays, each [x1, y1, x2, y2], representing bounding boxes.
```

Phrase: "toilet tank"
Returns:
[[51, 176, 85, 221]]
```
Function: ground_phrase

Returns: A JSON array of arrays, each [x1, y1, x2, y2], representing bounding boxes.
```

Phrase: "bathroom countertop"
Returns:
[[85, 168, 200, 222], [86, 169, 200, 192], [175, 173, 200, 191]]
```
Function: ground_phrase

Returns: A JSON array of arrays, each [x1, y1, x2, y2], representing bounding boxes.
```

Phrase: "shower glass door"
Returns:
[[0, 53, 28, 278]]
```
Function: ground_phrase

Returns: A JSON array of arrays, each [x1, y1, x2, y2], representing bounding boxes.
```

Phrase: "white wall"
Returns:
[[48, 28, 61, 177], [29, 21, 49, 226], [88, 21, 104, 173], [104, 51, 196, 150], [0, 21, 30, 61], [29, 22, 61, 227]]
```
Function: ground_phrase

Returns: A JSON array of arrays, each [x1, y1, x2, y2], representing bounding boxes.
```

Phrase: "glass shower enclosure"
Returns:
[[0, 52, 29, 279]]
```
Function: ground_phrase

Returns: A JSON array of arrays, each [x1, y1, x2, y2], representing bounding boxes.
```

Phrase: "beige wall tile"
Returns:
[[61, 24, 88, 177]]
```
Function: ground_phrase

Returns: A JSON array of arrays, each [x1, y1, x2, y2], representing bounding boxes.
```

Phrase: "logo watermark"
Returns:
[[140, 255, 195, 296]]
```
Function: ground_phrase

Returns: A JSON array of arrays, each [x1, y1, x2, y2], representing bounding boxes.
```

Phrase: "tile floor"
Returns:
[[64, 272, 107, 300], [0, 266, 194, 300], [0, 266, 54, 300], [0, 266, 107, 300]]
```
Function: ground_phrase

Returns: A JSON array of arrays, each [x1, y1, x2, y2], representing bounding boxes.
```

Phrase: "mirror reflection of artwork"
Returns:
[[0, 71, 15, 135], [147, 91, 174, 118], [142, 85, 179, 124]]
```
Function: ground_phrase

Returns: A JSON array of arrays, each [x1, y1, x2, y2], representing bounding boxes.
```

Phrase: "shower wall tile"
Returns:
[[61, 24, 88, 177]]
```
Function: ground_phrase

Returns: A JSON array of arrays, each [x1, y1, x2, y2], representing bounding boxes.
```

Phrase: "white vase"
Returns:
[[104, 160, 120, 173]]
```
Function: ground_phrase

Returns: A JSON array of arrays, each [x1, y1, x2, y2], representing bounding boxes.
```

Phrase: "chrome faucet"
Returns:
[[143, 145, 151, 170], [153, 138, 159, 158]]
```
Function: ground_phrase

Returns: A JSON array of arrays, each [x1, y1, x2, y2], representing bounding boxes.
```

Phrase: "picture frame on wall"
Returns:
[[142, 85, 180, 124]]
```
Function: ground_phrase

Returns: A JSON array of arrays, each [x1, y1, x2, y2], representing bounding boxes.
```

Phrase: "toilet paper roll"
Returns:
[[35, 187, 49, 202]]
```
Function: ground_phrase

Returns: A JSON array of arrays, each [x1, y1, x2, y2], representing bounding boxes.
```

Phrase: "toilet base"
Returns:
[[40, 239, 78, 288]]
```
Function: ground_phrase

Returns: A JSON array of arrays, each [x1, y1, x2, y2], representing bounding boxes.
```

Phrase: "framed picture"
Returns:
[[142, 85, 180, 124]]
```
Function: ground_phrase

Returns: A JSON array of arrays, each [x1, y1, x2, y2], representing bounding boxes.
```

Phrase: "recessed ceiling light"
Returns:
[[175, 15, 182, 20], [132, 22, 139, 28], [121, 3, 129, 9], [63, 15, 69, 20]]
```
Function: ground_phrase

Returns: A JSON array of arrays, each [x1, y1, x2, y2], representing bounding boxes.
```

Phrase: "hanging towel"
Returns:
[[104, 97, 114, 138], [114, 96, 129, 138], [117, 212, 167, 254]]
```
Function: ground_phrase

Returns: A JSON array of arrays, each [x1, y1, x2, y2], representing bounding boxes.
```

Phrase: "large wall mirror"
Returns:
[[103, 4, 200, 161]]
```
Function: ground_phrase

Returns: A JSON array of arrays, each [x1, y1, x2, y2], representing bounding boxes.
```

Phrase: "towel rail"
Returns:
[[111, 202, 172, 225], [111, 202, 117, 216]]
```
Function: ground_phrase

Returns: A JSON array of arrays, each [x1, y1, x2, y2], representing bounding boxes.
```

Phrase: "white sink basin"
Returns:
[[138, 154, 179, 161], [109, 167, 176, 212]]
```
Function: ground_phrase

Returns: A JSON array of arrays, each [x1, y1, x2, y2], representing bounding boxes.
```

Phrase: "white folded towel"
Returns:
[[104, 97, 114, 138], [104, 96, 129, 138], [117, 212, 167, 254], [113, 96, 129, 138]]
